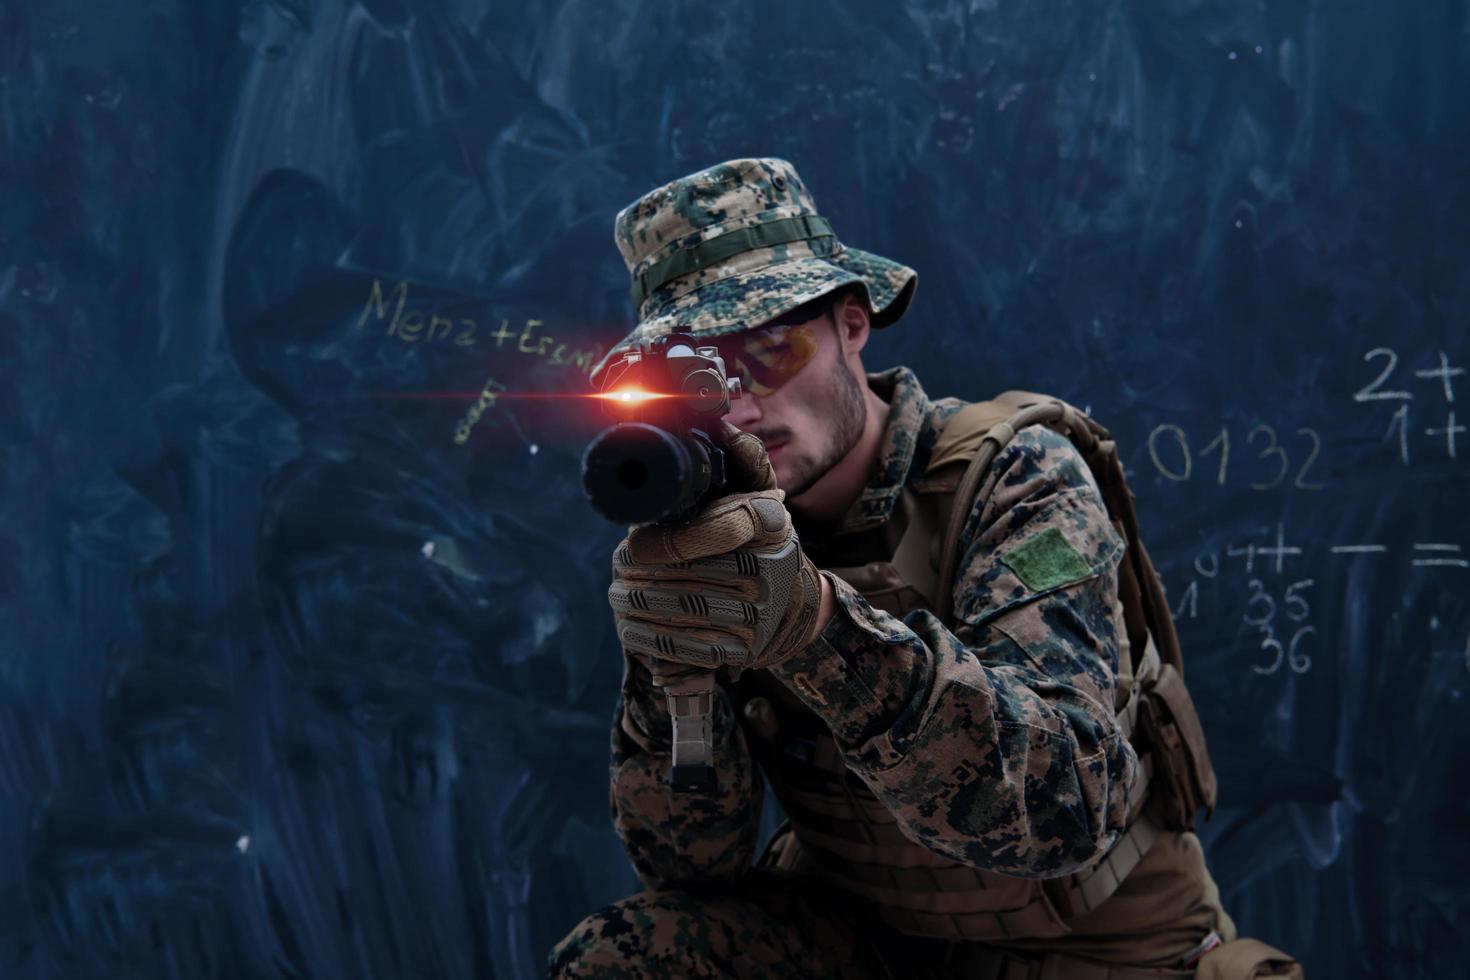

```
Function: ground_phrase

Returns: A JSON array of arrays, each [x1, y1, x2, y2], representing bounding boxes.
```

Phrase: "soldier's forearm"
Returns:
[[609, 653, 766, 889], [769, 571, 1139, 878]]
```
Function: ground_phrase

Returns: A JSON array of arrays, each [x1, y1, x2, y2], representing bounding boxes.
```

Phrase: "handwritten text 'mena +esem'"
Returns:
[[356, 279, 605, 373]]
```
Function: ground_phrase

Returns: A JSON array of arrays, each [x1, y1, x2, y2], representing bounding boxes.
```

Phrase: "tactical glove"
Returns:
[[607, 421, 824, 671]]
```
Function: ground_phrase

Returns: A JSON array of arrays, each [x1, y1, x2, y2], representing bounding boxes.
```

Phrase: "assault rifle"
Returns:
[[581, 326, 743, 793]]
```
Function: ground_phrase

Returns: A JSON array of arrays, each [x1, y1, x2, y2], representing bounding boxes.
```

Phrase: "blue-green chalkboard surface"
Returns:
[[2, 2, 1465, 977]]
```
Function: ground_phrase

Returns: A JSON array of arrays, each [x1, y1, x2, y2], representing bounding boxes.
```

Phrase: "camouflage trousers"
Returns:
[[545, 867, 959, 980]]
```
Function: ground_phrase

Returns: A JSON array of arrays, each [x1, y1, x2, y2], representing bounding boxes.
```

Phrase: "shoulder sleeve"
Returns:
[[949, 424, 1129, 711]]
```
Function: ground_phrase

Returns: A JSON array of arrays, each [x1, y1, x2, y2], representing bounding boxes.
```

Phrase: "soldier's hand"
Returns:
[[607, 421, 824, 671]]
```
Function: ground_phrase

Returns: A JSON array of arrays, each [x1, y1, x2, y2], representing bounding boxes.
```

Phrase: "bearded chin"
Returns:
[[785, 365, 868, 499], [831, 362, 868, 456]]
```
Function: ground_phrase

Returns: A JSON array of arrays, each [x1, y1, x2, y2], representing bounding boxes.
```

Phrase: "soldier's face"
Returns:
[[719, 306, 868, 499]]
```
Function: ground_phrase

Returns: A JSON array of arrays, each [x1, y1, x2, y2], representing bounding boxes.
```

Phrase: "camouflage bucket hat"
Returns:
[[587, 157, 917, 387]]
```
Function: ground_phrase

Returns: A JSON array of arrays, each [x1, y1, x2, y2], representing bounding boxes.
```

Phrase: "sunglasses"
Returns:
[[709, 320, 821, 397]]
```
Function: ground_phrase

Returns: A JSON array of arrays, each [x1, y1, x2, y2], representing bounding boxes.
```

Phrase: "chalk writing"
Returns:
[[1354, 346, 1465, 463], [1187, 533, 1468, 578], [1147, 423, 1325, 489], [1170, 527, 1465, 674], [1246, 577, 1316, 676], [1412, 351, 1464, 402], [1225, 524, 1303, 575], [1425, 413, 1463, 459], [1320, 543, 1470, 569], [1354, 347, 1413, 402], [356, 279, 605, 375], [1173, 580, 1200, 620], [1411, 543, 1469, 569], [453, 375, 506, 445]]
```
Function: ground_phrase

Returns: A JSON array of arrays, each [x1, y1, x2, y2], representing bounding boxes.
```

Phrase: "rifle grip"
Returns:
[[651, 661, 719, 794]]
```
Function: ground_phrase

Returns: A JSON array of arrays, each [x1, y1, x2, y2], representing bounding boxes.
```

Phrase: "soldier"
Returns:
[[547, 158, 1302, 979]]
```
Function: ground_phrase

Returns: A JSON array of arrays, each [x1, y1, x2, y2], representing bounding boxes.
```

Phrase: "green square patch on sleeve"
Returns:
[[999, 526, 1094, 592]]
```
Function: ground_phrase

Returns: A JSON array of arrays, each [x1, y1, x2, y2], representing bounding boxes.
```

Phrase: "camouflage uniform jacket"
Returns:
[[609, 365, 1140, 891]]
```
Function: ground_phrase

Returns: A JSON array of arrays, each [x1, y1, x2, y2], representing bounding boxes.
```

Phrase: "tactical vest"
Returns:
[[728, 391, 1223, 954]]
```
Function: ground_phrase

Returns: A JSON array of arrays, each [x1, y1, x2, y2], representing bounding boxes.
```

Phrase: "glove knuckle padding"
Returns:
[[626, 501, 749, 564], [671, 506, 756, 560], [610, 581, 676, 617], [675, 553, 744, 581], [606, 486, 818, 670], [615, 619, 741, 670]]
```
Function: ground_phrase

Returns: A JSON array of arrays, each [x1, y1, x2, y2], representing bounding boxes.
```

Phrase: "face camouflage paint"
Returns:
[[711, 320, 821, 397]]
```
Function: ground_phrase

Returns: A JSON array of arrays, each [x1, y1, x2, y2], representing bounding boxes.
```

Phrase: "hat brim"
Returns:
[[588, 247, 916, 387]]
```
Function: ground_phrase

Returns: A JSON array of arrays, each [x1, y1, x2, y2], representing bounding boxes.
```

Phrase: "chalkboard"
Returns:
[[2, 2, 1465, 977]]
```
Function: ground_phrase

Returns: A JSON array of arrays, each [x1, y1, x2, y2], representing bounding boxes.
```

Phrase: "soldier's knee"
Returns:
[[546, 890, 705, 979], [545, 916, 616, 979], [546, 887, 764, 975], [545, 912, 620, 978]]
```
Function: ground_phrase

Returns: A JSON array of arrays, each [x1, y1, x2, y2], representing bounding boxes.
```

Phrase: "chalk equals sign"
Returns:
[[1411, 543, 1468, 568]]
